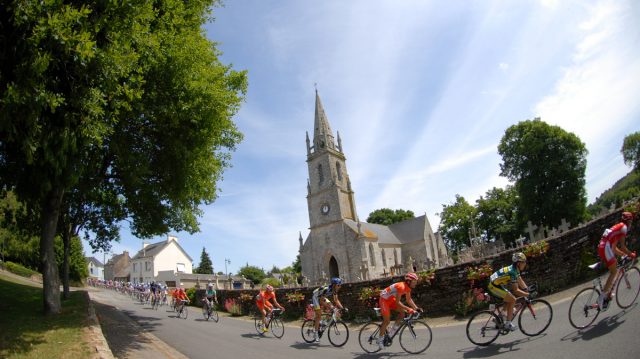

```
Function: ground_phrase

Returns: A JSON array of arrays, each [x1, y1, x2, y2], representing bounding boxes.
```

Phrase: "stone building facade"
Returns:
[[299, 92, 449, 285]]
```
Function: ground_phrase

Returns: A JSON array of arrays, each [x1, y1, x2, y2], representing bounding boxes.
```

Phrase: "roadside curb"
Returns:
[[86, 294, 116, 359]]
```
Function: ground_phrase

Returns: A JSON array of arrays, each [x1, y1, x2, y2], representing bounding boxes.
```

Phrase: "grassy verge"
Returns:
[[0, 274, 93, 359]]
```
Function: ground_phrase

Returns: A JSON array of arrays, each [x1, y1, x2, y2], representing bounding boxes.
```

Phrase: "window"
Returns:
[[145, 261, 151, 271], [381, 249, 387, 267], [133, 263, 137, 272], [177, 263, 185, 273], [336, 162, 342, 181], [90, 268, 94, 275], [369, 244, 376, 267], [394, 249, 399, 266], [318, 164, 324, 184]]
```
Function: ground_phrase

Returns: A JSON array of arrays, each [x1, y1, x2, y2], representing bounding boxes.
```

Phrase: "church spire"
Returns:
[[313, 90, 336, 152]]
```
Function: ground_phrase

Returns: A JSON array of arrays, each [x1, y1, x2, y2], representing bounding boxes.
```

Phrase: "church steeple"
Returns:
[[313, 90, 336, 152]]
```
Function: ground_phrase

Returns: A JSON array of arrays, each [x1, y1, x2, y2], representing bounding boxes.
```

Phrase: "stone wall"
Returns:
[[203, 209, 637, 319]]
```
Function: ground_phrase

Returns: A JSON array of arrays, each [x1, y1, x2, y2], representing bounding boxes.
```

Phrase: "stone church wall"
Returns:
[[213, 209, 636, 319]]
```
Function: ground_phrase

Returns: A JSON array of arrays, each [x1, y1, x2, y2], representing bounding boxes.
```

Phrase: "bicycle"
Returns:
[[466, 284, 553, 346], [568, 255, 640, 329], [176, 299, 189, 319], [301, 307, 349, 347], [254, 308, 284, 338], [202, 298, 220, 322], [358, 308, 432, 354]]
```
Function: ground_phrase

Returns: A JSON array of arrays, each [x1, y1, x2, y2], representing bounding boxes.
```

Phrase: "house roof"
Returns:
[[86, 257, 103, 267], [343, 215, 430, 245], [131, 238, 193, 261]]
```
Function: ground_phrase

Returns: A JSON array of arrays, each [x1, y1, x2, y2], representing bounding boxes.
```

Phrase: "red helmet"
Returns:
[[622, 212, 634, 221], [405, 272, 419, 281]]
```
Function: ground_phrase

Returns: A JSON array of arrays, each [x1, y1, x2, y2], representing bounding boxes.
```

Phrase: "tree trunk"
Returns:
[[62, 223, 71, 300], [41, 185, 64, 315]]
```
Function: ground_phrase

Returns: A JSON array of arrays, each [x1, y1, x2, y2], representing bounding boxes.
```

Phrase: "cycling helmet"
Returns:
[[265, 285, 274, 292], [405, 272, 419, 281], [331, 277, 343, 285], [622, 211, 634, 221], [512, 252, 527, 263], [208, 283, 214, 288]]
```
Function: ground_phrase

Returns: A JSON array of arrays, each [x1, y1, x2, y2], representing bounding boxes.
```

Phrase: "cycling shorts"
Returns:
[[379, 297, 399, 316], [487, 282, 511, 299], [598, 240, 616, 268], [312, 293, 331, 310], [256, 299, 273, 312]]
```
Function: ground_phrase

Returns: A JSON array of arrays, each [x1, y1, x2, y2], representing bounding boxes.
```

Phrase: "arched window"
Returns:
[[336, 162, 343, 181], [369, 244, 376, 267], [381, 249, 387, 267], [329, 256, 339, 278], [318, 164, 324, 184]]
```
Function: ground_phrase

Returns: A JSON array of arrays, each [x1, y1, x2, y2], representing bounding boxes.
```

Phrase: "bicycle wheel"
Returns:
[[358, 322, 382, 353], [182, 306, 188, 319], [301, 319, 316, 343], [210, 308, 219, 323], [466, 310, 501, 346], [568, 287, 600, 329], [202, 305, 210, 320], [254, 317, 265, 335], [518, 299, 553, 336], [327, 320, 350, 347], [271, 317, 285, 338], [616, 266, 640, 309], [399, 320, 432, 354]]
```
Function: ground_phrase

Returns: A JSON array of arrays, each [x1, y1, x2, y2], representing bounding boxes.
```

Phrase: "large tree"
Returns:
[[195, 247, 213, 274], [622, 131, 640, 173], [238, 265, 266, 285], [367, 208, 415, 225], [0, 0, 246, 314], [475, 186, 521, 245], [438, 195, 476, 253], [498, 119, 588, 229]]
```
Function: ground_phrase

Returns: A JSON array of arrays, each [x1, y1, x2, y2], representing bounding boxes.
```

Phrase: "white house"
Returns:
[[130, 235, 193, 284], [86, 257, 104, 280]]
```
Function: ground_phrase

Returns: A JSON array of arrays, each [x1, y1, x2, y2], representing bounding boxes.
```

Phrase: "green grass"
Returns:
[[0, 274, 93, 359]]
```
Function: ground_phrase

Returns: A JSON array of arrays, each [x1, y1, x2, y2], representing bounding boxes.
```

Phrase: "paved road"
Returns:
[[91, 287, 640, 359]]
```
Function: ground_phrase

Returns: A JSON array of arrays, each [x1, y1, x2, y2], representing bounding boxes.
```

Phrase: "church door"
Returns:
[[329, 256, 339, 278]]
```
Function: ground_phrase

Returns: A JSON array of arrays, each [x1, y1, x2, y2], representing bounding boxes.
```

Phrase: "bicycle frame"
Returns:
[[379, 311, 423, 342]]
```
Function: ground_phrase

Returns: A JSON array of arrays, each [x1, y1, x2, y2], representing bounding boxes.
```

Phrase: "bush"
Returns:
[[224, 298, 243, 316], [5, 261, 38, 278], [186, 288, 197, 305]]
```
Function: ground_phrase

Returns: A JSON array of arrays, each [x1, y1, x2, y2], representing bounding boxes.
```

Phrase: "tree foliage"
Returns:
[[0, 1, 247, 313], [498, 119, 588, 228], [587, 170, 640, 218], [195, 247, 213, 274], [622, 131, 640, 173], [438, 195, 476, 253], [367, 208, 415, 225], [475, 186, 521, 245], [237, 265, 266, 285]]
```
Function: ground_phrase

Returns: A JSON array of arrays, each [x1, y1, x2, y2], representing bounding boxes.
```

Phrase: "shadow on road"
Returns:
[[561, 303, 637, 342], [351, 350, 411, 358], [93, 301, 163, 358], [458, 334, 547, 358]]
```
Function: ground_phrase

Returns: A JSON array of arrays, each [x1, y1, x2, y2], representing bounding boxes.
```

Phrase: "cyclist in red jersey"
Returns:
[[597, 211, 637, 310], [377, 272, 422, 349], [255, 285, 285, 332]]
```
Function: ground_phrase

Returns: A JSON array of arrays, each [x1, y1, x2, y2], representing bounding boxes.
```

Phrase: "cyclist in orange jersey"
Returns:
[[255, 285, 285, 332], [377, 272, 422, 349]]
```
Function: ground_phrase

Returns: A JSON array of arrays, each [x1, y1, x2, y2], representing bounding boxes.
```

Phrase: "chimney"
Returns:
[[143, 241, 150, 248], [168, 235, 178, 242]]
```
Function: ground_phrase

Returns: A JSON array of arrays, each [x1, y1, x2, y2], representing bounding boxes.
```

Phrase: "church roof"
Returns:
[[344, 215, 431, 245]]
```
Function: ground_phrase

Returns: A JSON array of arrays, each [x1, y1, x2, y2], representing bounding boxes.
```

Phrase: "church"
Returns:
[[299, 92, 450, 285]]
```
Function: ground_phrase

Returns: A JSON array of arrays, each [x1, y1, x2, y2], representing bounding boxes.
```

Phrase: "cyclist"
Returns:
[[204, 283, 218, 309], [377, 272, 422, 349], [255, 285, 285, 332], [150, 281, 159, 305], [487, 252, 529, 331], [597, 211, 637, 311], [175, 287, 190, 312], [311, 277, 345, 343]]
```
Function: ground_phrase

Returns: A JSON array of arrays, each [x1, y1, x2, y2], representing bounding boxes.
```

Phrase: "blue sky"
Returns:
[[85, 0, 640, 274]]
